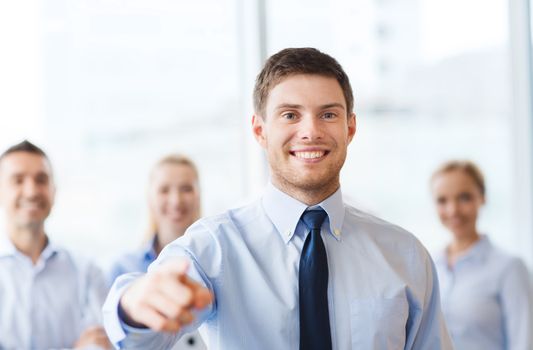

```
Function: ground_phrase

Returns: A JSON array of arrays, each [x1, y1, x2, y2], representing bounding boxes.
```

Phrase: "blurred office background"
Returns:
[[0, 0, 531, 268]]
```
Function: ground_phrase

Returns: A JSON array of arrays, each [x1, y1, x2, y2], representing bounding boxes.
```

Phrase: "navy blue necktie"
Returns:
[[299, 209, 332, 350]]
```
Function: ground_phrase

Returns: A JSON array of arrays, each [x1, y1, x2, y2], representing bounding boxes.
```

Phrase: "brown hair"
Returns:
[[0, 140, 48, 162], [431, 160, 486, 196], [253, 47, 354, 116], [144, 154, 201, 243], [0, 140, 53, 178]]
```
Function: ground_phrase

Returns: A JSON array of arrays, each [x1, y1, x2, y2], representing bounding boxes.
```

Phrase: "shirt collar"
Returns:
[[0, 233, 59, 262], [436, 234, 491, 267], [0, 234, 17, 257], [40, 238, 60, 261], [459, 234, 490, 263], [262, 182, 345, 244], [143, 236, 158, 262]]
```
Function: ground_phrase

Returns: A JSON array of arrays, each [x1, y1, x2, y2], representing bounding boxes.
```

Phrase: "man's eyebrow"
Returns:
[[274, 103, 346, 111], [274, 103, 304, 110], [8, 172, 24, 178], [8, 171, 49, 178], [320, 103, 345, 110]]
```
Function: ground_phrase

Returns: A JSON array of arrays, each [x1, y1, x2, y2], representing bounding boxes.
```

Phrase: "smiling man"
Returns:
[[0, 140, 111, 349], [103, 48, 453, 349]]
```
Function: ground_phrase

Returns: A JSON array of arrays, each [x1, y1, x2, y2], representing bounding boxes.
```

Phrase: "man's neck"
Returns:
[[271, 178, 340, 206], [7, 224, 47, 264]]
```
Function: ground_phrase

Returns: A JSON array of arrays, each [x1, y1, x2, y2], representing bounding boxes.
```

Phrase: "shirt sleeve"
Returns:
[[102, 221, 219, 349], [406, 244, 454, 350], [500, 257, 533, 350]]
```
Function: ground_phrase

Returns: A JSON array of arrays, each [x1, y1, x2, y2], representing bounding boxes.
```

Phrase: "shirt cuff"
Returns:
[[102, 272, 155, 348]]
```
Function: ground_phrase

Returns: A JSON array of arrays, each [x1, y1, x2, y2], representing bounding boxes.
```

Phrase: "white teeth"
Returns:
[[294, 151, 325, 159]]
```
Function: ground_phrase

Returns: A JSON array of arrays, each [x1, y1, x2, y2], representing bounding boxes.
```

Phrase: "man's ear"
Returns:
[[347, 112, 356, 144], [252, 114, 267, 148]]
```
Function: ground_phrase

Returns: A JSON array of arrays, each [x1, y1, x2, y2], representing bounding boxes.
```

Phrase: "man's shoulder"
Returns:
[[48, 243, 83, 262], [343, 204, 428, 259], [47, 244, 104, 278], [191, 199, 264, 234], [344, 204, 416, 239]]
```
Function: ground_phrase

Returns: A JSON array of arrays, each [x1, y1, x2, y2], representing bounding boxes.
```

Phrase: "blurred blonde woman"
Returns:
[[108, 154, 205, 349], [430, 160, 532, 350]]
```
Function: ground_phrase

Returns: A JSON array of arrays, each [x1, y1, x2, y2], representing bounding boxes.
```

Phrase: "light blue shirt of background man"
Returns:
[[103, 47, 453, 349], [0, 140, 111, 349], [0, 235, 108, 349]]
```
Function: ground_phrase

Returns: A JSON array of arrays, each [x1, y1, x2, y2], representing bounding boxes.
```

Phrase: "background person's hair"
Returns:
[[144, 154, 200, 243], [0, 140, 49, 162], [253, 47, 355, 116], [0, 140, 53, 178], [430, 160, 486, 197]]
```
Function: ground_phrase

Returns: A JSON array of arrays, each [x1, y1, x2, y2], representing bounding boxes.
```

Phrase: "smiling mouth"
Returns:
[[168, 209, 189, 219], [290, 150, 329, 159], [446, 218, 467, 226], [18, 202, 44, 210]]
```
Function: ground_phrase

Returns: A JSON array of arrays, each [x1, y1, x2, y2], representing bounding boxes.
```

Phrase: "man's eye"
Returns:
[[35, 175, 49, 185], [180, 185, 194, 193], [12, 177, 24, 185], [322, 112, 336, 119], [282, 113, 296, 120], [458, 193, 472, 202]]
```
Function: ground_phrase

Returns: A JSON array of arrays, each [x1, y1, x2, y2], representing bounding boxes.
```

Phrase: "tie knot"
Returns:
[[301, 209, 328, 231]]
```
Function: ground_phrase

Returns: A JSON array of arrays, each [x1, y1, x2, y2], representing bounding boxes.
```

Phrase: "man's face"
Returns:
[[0, 152, 55, 230], [253, 74, 356, 196]]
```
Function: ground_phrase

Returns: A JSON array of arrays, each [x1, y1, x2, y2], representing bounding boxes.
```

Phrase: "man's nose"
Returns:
[[298, 115, 323, 141], [22, 179, 39, 197]]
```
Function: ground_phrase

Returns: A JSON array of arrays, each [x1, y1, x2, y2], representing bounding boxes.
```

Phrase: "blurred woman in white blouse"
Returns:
[[430, 160, 532, 350]]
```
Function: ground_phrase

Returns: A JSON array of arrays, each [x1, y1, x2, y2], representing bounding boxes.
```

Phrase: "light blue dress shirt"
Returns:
[[103, 184, 452, 349], [0, 234, 108, 350], [107, 238, 206, 350], [434, 235, 533, 350]]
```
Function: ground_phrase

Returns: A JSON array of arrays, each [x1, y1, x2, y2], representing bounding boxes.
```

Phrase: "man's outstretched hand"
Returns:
[[119, 258, 213, 332]]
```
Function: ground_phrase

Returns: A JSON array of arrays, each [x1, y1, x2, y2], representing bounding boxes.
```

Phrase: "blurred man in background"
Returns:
[[0, 140, 111, 349]]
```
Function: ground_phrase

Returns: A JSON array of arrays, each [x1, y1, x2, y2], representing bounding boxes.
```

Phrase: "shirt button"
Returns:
[[334, 229, 341, 236], [286, 230, 291, 236]]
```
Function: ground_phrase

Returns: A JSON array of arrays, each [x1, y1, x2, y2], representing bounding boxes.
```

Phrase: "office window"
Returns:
[[267, 0, 514, 253], [1, 0, 530, 265]]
